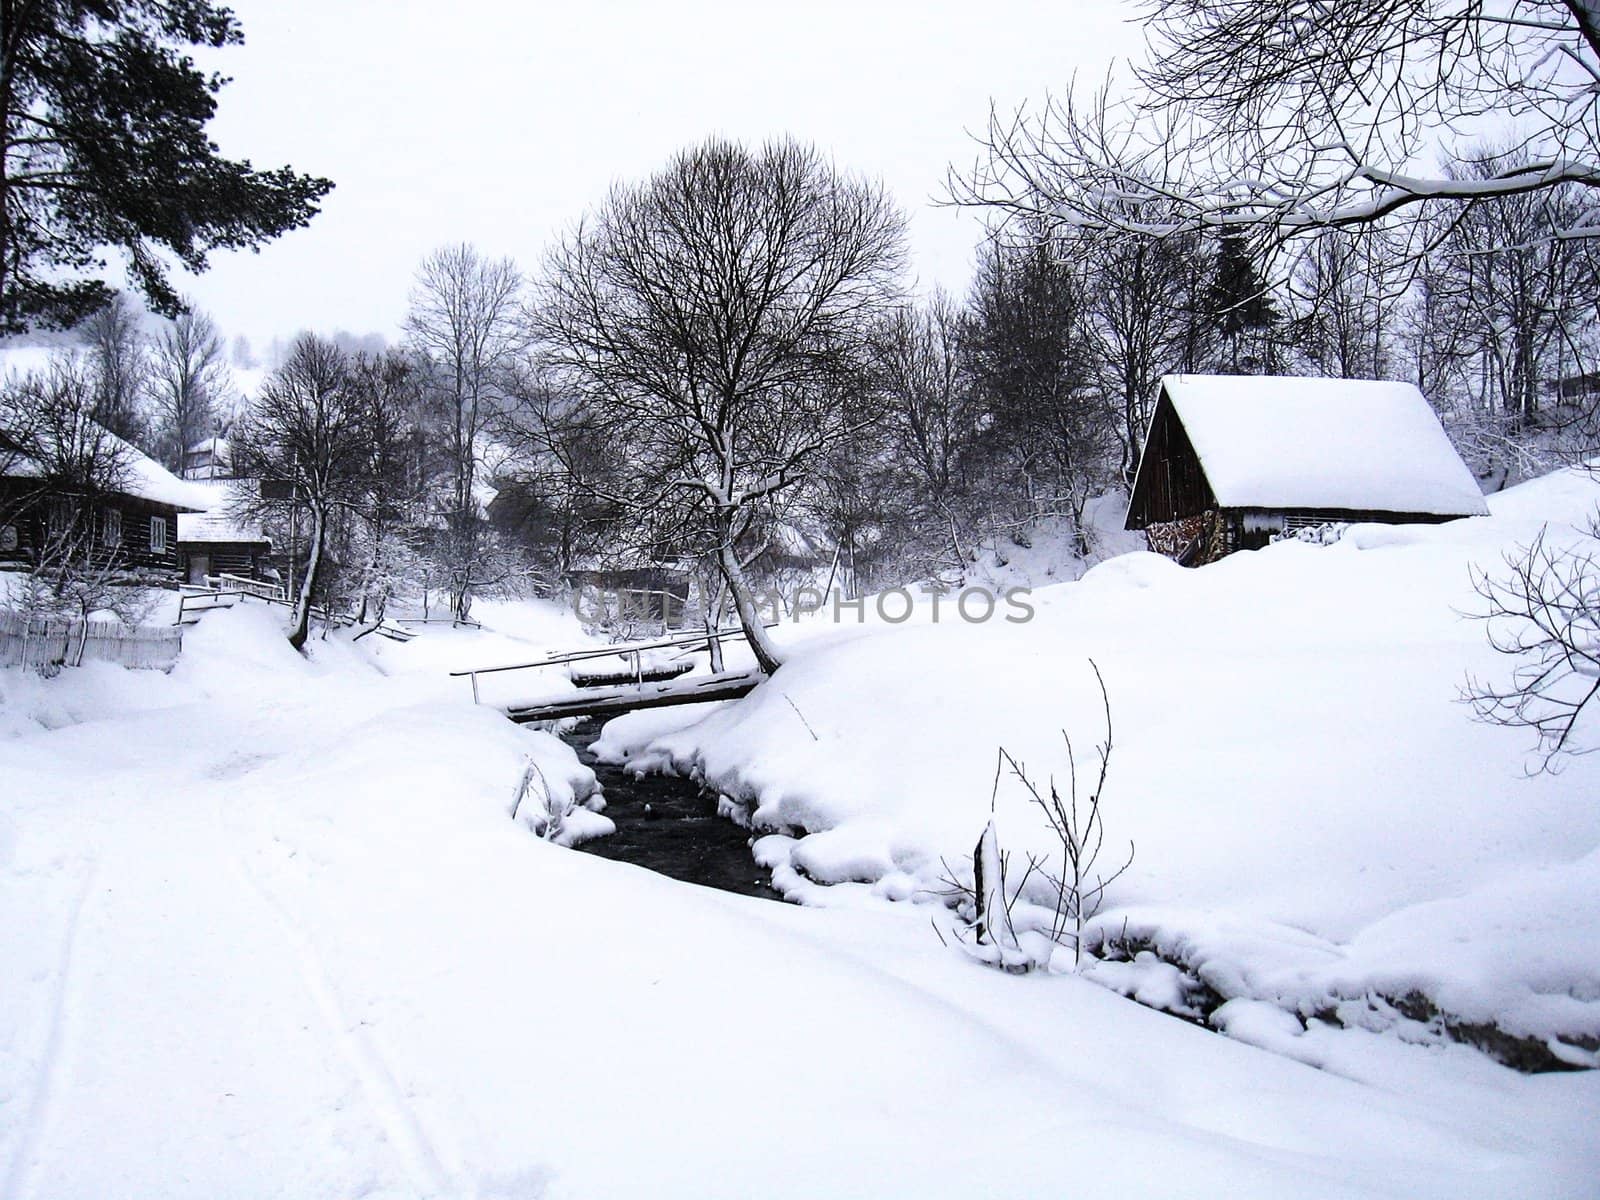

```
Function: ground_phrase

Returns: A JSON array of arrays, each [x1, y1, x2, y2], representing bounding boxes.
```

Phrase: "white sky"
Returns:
[[175, 0, 1143, 349]]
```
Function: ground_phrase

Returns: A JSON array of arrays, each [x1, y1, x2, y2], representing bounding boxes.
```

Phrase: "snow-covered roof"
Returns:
[[1157, 375, 1490, 516], [2, 421, 216, 511], [186, 436, 230, 457], [121, 444, 218, 510], [176, 509, 267, 545]]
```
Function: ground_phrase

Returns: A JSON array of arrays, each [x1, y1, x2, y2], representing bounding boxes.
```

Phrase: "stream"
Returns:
[[565, 721, 785, 902]]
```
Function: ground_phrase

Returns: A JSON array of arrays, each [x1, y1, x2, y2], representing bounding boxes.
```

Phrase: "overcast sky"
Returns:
[[177, 0, 1143, 349]]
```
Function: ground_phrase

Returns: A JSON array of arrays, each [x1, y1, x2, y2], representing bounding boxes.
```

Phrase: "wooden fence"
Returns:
[[0, 609, 182, 671]]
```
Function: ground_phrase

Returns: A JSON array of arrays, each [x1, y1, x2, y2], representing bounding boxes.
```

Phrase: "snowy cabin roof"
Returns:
[[176, 510, 268, 546], [1128, 375, 1489, 523], [2, 422, 216, 512], [174, 480, 268, 544]]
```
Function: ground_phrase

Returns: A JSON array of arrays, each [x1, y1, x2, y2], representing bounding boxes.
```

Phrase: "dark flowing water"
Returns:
[[565, 722, 785, 902]]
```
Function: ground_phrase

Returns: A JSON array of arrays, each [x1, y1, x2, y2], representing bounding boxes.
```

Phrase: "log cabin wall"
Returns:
[[178, 542, 269, 583], [0, 478, 188, 578]]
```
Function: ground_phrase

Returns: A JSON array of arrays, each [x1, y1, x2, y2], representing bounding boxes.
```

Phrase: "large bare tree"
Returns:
[[529, 137, 906, 674], [954, 1, 1600, 251], [79, 295, 152, 450], [233, 335, 373, 650], [148, 306, 231, 471], [404, 243, 522, 622], [1080, 220, 1210, 476]]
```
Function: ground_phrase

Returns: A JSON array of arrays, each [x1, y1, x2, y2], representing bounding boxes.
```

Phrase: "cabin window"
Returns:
[[47, 497, 72, 535], [149, 515, 167, 554], [102, 509, 122, 547]]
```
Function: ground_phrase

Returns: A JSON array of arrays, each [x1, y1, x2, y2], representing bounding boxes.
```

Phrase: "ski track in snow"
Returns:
[[225, 848, 458, 1198], [1, 865, 96, 1200]]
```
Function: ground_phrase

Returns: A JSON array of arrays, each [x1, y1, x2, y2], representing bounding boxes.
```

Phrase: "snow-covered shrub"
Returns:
[[508, 749, 613, 847], [940, 662, 1134, 972]]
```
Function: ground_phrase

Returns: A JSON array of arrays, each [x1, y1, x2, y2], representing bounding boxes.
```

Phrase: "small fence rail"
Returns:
[[207, 573, 286, 602], [176, 575, 357, 633], [0, 609, 182, 671], [450, 623, 772, 705]]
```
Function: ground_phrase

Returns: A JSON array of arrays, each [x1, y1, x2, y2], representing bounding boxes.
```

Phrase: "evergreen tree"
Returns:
[[1206, 232, 1279, 373], [0, 1, 333, 332]]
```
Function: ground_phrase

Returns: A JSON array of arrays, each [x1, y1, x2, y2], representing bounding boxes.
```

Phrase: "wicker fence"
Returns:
[[0, 609, 182, 671]]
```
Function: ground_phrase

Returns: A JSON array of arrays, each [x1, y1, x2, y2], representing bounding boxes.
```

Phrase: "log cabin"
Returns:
[[0, 423, 215, 579], [1126, 375, 1490, 565]]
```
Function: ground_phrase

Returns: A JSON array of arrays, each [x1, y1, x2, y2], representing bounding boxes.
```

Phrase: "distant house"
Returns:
[[0, 425, 214, 578], [181, 436, 233, 481], [565, 563, 693, 628], [1125, 375, 1490, 564]]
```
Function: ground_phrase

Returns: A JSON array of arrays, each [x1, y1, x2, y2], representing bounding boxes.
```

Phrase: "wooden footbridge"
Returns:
[[452, 625, 772, 724]]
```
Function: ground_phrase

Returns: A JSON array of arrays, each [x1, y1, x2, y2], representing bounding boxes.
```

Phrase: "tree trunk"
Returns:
[[702, 570, 727, 673], [716, 537, 782, 675], [288, 504, 325, 651]]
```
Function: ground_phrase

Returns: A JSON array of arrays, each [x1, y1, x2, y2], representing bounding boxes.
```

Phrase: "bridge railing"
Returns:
[[209, 573, 287, 602], [450, 623, 774, 705]]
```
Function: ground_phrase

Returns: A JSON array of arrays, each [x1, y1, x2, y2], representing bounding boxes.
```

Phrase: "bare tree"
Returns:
[[1431, 150, 1596, 426], [952, 3, 1600, 259], [877, 291, 971, 511], [346, 350, 430, 623], [1081, 221, 1210, 480], [1465, 521, 1600, 770], [1397, 232, 1477, 406], [79, 295, 152, 450], [1291, 226, 1405, 381], [1, 360, 153, 658], [149, 306, 231, 471], [865, 292, 977, 579], [233, 335, 372, 650], [404, 243, 522, 622], [494, 368, 626, 581], [529, 137, 906, 674], [964, 234, 1113, 557]]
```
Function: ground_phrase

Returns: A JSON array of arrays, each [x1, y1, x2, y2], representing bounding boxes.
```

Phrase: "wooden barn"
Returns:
[[1126, 375, 1490, 564], [1, 424, 216, 579]]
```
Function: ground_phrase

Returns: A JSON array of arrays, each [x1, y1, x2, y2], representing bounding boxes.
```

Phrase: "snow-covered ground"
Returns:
[[2, 469, 1599, 1197], [604, 469, 1600, 1065]]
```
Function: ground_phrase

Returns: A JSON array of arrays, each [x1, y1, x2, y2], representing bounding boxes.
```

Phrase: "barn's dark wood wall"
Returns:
[[1126, 392, 1218, 529]]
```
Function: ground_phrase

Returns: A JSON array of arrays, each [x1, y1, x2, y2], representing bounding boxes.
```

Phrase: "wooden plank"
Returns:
[[502, 668, 765, 724], [568, 658, 694, 688]]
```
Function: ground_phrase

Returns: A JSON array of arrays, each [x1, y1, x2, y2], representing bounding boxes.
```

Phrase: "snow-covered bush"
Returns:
[[941, 663, 1134, 972], [508, 743, 613, 847]]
